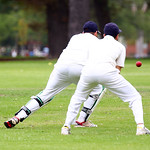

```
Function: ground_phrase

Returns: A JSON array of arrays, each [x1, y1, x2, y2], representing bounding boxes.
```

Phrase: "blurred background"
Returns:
[[0, 0, 150, 59]]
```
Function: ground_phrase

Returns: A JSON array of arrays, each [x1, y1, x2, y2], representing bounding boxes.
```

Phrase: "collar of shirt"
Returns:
[[84, 33, 98, 39], [104, 35, 114, 40]]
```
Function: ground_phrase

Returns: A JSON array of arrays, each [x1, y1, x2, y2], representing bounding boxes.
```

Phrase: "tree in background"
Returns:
[[0, 0, 150, 58], [45, 0, 69, 58], [14, 0, 90, 58], [68, 0, 90, 38], [0, 0, 69, 58], [0, 0, 47, 53], [17, 19, 28, 49], [93, 0, 110, 35], [15, 0, 69, 58], [109, 0, 150, 57], [0, 0, 19, 46]]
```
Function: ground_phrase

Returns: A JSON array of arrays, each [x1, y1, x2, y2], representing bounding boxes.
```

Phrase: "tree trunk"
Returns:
[[68, 0, 90, 39], [93, 0, 111, 35], [46, 1, 69, 58]]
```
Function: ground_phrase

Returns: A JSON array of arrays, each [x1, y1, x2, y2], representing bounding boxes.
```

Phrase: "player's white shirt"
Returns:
[[85, 35, 126, 72], [55, 33, 100, 68]]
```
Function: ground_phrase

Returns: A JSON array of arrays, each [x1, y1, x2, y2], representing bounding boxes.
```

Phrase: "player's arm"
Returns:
[[116, 45, 126, 73], [116, 65, 123, 73]]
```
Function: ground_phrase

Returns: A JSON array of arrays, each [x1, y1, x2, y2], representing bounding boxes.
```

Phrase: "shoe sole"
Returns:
[[74, 125, 86, 128], [61, 132, 71, 135], [136, 132, 150, 135]]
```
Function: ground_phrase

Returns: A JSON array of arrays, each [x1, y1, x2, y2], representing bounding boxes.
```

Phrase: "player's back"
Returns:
[[56, 33, 99, 66], [88, 35, 125, 68]]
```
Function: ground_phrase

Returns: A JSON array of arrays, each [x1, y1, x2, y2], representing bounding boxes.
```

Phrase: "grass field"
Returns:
[[0, 59, 150, 150]]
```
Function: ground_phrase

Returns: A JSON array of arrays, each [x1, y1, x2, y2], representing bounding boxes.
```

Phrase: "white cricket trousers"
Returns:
[[37, 64, 102, 103], [64, 64, 144, 128], [17, 64, 103, 120], [25, 64, 102, 113]]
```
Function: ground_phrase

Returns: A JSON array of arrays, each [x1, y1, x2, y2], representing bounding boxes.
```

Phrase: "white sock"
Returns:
[[77, 111, 86, 122], [137, 124, 144, 128]]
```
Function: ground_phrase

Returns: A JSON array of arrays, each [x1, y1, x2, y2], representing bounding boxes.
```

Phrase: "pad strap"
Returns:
[[81, 107, 92, 115], [15, 106, 31, 116], [15, 106, 31, 122], [34, 96, 44, 107], [89, 94, 99, 100]]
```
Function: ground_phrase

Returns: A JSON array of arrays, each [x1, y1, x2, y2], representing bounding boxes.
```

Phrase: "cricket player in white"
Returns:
[[61, 22, 150, 135], [4, 21, 105, 128]]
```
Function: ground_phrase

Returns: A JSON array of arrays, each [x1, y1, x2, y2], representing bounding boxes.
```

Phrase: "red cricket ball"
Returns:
[[136, 61, 142, 67]]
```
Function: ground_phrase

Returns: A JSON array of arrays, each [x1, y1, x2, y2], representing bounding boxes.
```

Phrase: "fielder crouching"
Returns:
[[4, 21, 105, 129], [61, 22, 150, 136]]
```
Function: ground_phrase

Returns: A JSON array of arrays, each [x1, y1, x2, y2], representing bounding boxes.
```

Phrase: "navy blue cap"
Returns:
[[104, 22, 122, 37], [83, 21, 101, 34]]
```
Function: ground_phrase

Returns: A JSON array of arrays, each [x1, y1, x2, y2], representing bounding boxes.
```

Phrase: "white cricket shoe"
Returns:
[[61, 126, 71, 135], [74, 120, 97, 127], [136, 126, 150, 135]]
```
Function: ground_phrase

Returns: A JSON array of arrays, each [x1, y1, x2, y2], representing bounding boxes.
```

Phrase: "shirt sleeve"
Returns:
[[116, 45, 126, 68]]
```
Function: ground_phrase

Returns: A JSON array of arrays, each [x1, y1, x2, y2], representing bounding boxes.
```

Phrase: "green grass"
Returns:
[[0, 59, 150, 150]]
